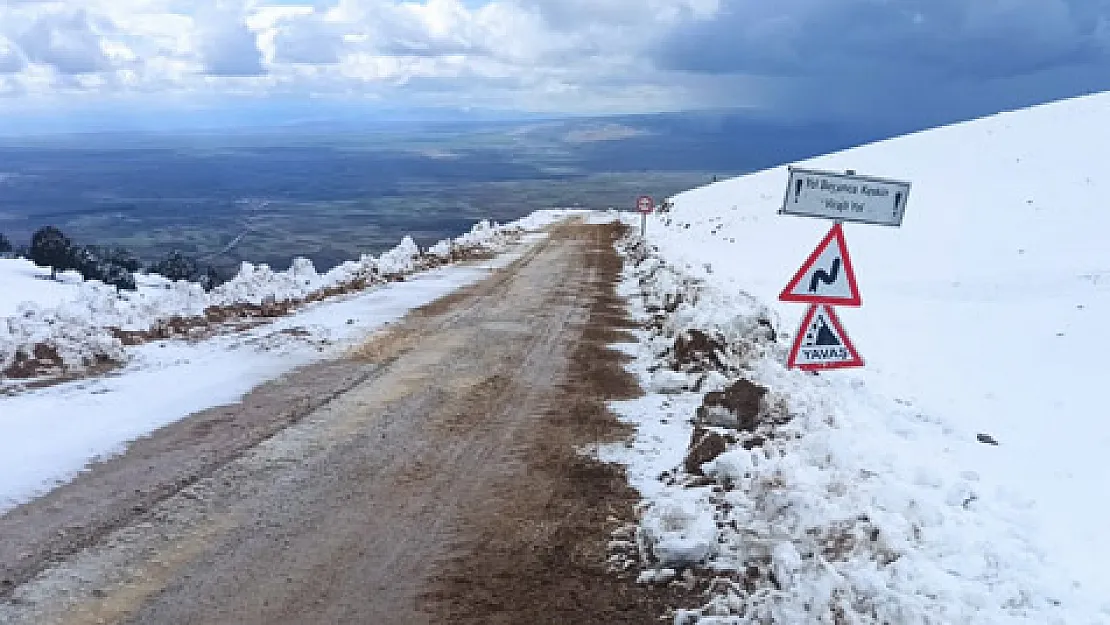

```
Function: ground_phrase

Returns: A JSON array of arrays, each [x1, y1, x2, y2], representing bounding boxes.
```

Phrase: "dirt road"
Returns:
[[0, 221, 689, 625]]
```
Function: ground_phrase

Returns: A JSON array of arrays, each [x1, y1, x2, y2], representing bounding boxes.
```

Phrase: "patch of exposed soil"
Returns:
[[672, 328, 728, 372]]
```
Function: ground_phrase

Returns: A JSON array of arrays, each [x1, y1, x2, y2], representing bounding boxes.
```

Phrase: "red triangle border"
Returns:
[[779, 223, 862, 307], [787, 304, 865, 371]]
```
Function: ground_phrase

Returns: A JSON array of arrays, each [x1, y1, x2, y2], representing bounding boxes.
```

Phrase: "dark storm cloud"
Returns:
[[658, 0, 1110, 79], [653, 0, 1110, 123]]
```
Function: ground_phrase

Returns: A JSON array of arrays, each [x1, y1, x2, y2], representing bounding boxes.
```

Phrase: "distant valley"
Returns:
[[0, 111, 891, 274]]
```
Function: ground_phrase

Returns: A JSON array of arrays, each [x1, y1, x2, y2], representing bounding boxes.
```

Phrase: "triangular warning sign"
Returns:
[[787, 304, 864, 371], [779, 223, 861, 306]]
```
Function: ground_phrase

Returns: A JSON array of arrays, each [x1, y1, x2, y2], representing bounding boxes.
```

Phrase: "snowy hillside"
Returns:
[[0, 262, 92, 317], [607, 92, 1110, 623]]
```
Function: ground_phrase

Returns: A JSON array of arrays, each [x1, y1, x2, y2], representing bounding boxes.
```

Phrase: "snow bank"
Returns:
[[0, 211, 580, 386], [608, 236, 1105, 623], [0, 260, 87, 317], [605, 92, 1110, 623]]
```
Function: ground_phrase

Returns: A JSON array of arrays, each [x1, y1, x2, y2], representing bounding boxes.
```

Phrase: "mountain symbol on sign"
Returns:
[[806, 316, 840, 346], [779, 223, 861, 306]]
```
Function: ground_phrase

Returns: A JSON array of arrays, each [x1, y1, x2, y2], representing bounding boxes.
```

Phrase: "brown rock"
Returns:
[[696, 378, 768, 431], [684, 427, 734, 476]]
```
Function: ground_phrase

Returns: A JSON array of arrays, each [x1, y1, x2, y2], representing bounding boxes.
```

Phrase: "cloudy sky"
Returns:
[[1, 0, 1109, 130]]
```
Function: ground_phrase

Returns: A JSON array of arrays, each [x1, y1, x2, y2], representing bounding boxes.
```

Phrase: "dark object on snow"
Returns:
[[976, 433, 999, 446], [672, 329, 727, 372], [696, 378, 768, 431], [684, 427, 734, 476], [29, 226, 73, 279]]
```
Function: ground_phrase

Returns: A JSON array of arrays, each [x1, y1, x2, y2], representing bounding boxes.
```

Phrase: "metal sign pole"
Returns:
[[636, 194, 653, 238]]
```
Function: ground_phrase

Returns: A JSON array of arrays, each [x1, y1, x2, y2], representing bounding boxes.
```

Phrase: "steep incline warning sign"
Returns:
[[779, 223, 861, 306], [787, 304, 864, 371]]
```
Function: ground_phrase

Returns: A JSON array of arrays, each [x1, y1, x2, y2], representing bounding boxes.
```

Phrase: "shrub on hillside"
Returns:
[[199, 266, 223, 291], [69, 245, 138, 291], [24, 227, 139, 290], [102, 263, 137, 291], [148, 251, 200, 282], [29, 226, 74, 279], [97, 246, 140, 273], [0, 232, 11, 256], [148, 251, 224, 291]]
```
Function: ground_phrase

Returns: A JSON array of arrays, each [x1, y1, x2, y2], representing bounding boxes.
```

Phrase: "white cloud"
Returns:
[[13, 8, 115, 75], [194, 8, 266, 76], [265, 8, 344, 64], [0, 0, 713, 111]]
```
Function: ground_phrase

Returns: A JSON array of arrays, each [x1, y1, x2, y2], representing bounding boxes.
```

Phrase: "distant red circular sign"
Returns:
[[637, 195, 654, 214]]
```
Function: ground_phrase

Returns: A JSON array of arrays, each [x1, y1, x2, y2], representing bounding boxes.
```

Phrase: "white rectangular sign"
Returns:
[[781, 167, 911, 227]]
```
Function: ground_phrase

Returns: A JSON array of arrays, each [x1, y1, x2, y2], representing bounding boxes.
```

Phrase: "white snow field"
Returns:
[[605, 92, 1110, 623], [0, 261, 90, 318], [0, 210, 580, 511]]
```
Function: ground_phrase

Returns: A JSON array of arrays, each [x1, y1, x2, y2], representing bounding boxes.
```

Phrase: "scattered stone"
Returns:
[[741, 436, 766, 450], [977, 433, 999, 446], [672, 329, 727, 372], [684, 427, 734, 476], [696, 378, 768, 431]]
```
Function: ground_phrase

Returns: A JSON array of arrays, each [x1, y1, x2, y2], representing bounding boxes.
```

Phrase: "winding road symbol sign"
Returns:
[[787, 304, 864, 371], [779, 223, 861, 306]]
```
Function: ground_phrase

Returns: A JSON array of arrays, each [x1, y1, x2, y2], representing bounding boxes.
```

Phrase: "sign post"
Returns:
[[778, 167, 911, 371], [637, 195, 654, 237]]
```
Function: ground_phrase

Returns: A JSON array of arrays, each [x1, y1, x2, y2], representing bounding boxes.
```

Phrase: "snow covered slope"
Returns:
[[0, 261, 93, 317], [608, 93, 1110, 623]]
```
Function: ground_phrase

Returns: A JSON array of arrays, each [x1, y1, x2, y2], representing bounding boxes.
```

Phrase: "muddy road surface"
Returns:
[[0, 221, 688, 625]]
